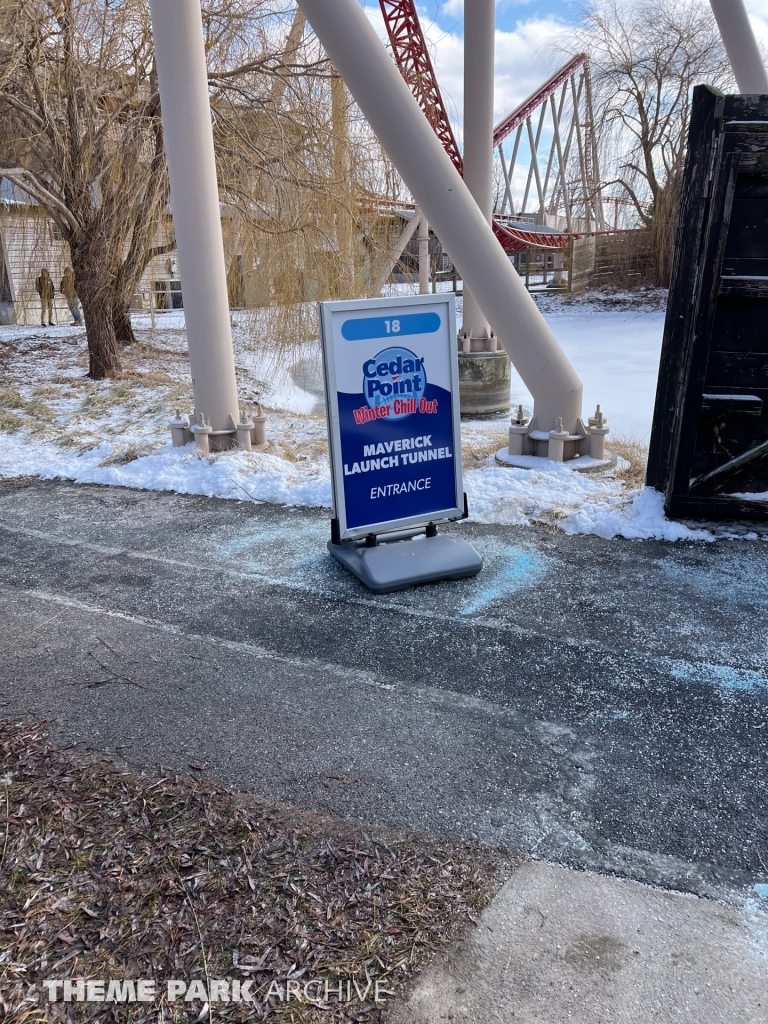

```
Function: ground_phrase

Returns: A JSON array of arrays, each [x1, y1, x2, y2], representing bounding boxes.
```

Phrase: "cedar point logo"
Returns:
[[360, 345, 427, 421]]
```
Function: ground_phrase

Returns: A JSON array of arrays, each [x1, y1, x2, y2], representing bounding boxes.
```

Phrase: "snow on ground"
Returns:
[[526, 290, 667, 441], [386, 283, 668, 440], [0, 297, 764, 541]]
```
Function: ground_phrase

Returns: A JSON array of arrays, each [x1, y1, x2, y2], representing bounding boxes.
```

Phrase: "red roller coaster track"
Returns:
[[378, 0, 464, 174], [378, 0, 588, 250]]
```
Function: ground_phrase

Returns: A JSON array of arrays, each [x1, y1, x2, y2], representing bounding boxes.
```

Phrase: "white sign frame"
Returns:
[[320, 293, 464, 542]]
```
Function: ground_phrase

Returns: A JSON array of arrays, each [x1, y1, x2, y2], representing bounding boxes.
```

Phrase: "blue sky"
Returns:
[[422, 0, 582, 34]]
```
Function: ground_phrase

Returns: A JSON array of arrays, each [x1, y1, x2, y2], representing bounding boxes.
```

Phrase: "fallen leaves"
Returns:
[[0, 719, 508, 1022]]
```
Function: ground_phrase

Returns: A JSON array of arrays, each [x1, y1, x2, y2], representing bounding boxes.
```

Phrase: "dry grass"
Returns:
[[610, 435, 649, 489], [0, 386, 53, 421], [268, 437, 329, 463], [31, 384, 70, 402], [98, 442, 164, 466], [0, 409, 24, 433], [76, 377, 188, 424], [0, 385, 25, 409], [121, 367, 175, 388], [55, 433, 97, 451], [0, 720, 508, 1023], [77, 390, 118, 417], [461, 430, 508, 470], [127, 342, 188, 361]]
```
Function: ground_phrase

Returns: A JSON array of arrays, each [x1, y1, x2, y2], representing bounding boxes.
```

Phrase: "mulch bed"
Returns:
[[0, 719, 511, 1022]]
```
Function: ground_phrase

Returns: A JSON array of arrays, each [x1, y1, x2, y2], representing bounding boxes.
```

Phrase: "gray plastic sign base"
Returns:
[[329, 532, 483, 594]]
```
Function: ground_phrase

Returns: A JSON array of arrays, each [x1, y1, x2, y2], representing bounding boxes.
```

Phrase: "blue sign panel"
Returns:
[[320, 296, 463, 540], [341, 312, 441, 341]]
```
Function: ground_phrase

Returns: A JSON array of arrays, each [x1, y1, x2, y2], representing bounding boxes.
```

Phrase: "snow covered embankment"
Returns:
[[1, 305, 764, 541]]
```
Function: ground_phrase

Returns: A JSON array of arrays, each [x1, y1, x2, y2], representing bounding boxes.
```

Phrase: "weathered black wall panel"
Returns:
[[646, 86, 768, 520], [711, 299, 768, 350]]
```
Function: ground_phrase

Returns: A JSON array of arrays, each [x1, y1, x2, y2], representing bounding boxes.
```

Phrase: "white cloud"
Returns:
[[746, 3, 768, 53], [441, 0, 537, 12], [363, 5, 571, 131], [493, 19, 573, 122]]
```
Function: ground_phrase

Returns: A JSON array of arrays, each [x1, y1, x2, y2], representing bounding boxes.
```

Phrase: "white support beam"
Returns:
[[296, 0, 584, 432], [550, 76, 584, 217], [461, 0, 494, 342], [149, 0, 240, 433], [571, 74, 592, 233], [499, 124, 523, 216], [540, 83, 568, 216], [583, 65, 605, 231], [527, 114, 546, 214], [710, 0, 768, 94], [499, 146, 514, 216], [372, 212, 423, 295], [521, 106, 547, 215], [549, 94, 572, 232]]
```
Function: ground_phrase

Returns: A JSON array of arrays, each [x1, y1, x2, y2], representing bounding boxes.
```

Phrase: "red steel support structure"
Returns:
[[493, 54, 589, 149], [378, 0, 604, 251], [378, 0, 463, 173], [493, 54, 605, 246]]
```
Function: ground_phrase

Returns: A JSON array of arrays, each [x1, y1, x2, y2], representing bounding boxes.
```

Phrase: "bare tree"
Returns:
[[573, 0, 731, 283], [0, 0, 326, 375], [0, 0, 399, 381], [0, 0, 172, 376], [206, 7, 394, 309]]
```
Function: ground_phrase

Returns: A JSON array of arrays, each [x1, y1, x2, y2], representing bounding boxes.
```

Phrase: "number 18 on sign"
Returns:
[[319, 294, 482, 593]]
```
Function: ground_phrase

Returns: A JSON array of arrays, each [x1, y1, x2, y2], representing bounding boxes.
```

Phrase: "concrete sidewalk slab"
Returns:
[[387, 861, 768, 1024]]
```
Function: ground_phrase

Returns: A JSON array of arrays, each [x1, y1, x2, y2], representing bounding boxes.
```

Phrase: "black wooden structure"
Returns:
[[647, 85, 768, 520]]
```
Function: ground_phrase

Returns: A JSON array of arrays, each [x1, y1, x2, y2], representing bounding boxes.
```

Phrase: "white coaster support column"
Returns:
[[418, 209, 430, 294], [149, 0, 240, 441], [296, 0, 583, 432], [372, 211, 423, 296], [709, 0, 768, 94], [461, 0, 494, 349]]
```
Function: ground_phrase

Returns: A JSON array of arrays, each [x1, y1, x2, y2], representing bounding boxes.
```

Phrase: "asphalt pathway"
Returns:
[[0, 478, 766, 903]]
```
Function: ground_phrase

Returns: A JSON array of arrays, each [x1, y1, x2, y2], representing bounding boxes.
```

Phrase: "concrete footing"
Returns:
[[496, 447, 617, 473], [458, 350, 511, 417], [169, 408, 268, 454], [497, 403, 614, 469]]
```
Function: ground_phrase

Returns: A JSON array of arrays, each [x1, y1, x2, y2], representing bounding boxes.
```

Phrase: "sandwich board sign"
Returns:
[[319, 293, 482, 593]]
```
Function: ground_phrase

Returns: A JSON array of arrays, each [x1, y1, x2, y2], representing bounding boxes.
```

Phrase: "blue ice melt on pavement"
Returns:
[[668, 660, 768, 693], [459, 541, 548, 617]]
